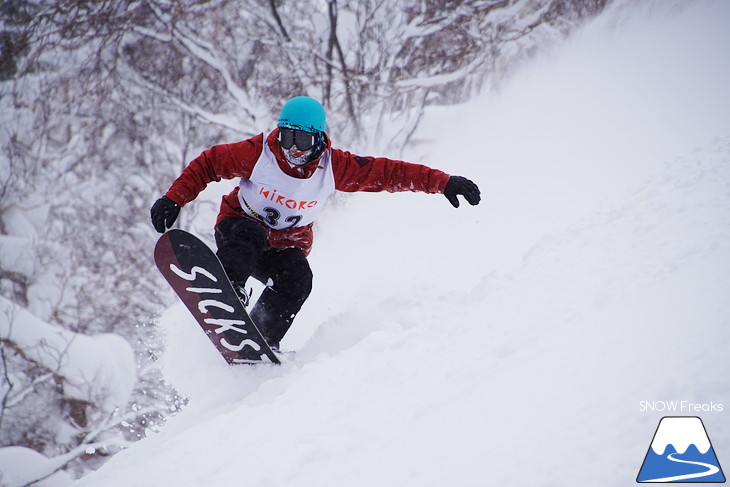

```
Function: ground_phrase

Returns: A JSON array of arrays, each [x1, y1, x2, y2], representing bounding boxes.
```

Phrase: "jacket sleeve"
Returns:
[[331, 149, 450, 194], [165, 135, 263, 206]]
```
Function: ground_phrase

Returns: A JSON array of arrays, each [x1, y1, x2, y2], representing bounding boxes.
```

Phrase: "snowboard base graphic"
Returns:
[[154, 229, 280, 365]]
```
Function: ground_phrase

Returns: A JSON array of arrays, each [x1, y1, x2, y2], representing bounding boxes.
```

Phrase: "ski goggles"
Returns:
[[278, 127, 320, 151]]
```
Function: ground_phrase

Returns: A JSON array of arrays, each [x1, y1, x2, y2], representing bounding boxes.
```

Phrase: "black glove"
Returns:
[[150, 196, 181, 233], [444, 176, 481, 208]]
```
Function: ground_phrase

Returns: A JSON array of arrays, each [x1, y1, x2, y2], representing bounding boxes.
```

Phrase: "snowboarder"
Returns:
[[150, 96, 480, 350]]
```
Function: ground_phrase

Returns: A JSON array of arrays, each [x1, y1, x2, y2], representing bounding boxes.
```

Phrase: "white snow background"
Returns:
[[69, 1, 730, 486]]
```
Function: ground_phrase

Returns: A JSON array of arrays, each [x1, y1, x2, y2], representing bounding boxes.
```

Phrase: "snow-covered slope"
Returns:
[[72, 1, 730, 486]]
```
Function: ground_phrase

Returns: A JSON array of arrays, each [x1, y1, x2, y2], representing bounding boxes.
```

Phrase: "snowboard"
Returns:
[[154, 229, 280, 365]]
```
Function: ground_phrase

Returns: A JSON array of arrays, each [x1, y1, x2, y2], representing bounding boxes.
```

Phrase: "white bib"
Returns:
[[238, 139, 335, 230]]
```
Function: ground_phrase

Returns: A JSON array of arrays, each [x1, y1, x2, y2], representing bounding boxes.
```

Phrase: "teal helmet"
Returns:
[[277, 96, 326, 134]]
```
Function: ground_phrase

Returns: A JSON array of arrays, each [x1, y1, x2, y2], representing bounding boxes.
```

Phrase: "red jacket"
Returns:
[[165, 129, 450, 255]]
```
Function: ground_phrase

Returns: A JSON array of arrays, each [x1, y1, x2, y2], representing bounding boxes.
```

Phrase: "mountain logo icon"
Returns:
[[637, 416, 725, 483]]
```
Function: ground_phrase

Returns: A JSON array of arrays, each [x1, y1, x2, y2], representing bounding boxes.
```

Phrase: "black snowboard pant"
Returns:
[[215, 217, 313, 348]]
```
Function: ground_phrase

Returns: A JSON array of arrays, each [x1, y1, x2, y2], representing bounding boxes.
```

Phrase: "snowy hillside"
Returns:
[[65, 1, 730, 486]]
